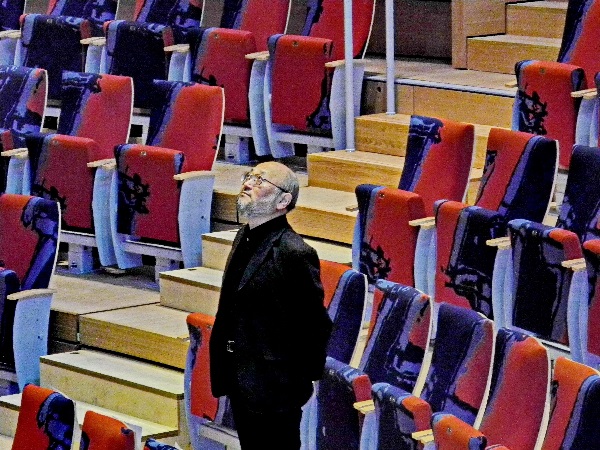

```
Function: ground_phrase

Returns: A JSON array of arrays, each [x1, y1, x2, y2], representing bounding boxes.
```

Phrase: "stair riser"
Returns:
[[507, 5, 567, 39], [40, 363, 181, 428], [160, 278, 221, 315], [79, 318, 188, 370], [0, 407, 17, 437]]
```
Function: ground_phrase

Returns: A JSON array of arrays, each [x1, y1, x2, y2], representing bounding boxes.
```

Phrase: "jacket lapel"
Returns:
[[238, 227, 286, 291]]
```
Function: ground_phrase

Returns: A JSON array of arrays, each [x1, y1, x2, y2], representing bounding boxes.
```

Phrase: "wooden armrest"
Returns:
[[408, 217, 435, 228], [87, 158, 116, 169], [7, 288, 56, 301], [572, 88, 597, 98], [504, 80, 517, 88], [173, 170, 215, 181], [80, 36, 106, 46], [345, 204, 358, 212], [164, 43, 190, 53], [353, 399, 374, 413], [412, 429, 433, 440], [584, 91, 597, 100], [562, 258, 586, 270], [245, 51, 269, 61], [0, 30, 21, 39], [325, 59, 367, 69], [1, 148, 27, 157], [486, 237, 510, 248]]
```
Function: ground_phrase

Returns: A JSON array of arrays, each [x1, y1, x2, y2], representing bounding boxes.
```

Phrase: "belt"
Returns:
[[226, 340, 235, 353]]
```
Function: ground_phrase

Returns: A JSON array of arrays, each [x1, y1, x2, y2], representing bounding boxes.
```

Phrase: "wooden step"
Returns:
[[159, 266, 222, 314], [0, 434, 12, 448], [40, 350, 184, 435], [307, 151, 404, 192], [213, 163, 357, 244], [0, 392, 177, 441], [467, 35, 561, 74], [79, 304, 190, 369], [202, 230, 352, 271], [506, 2, 567, 39], [50, 273, 159, 345]]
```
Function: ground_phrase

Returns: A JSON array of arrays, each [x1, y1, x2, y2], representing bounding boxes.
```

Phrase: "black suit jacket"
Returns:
[[209, 218, 332, 412]]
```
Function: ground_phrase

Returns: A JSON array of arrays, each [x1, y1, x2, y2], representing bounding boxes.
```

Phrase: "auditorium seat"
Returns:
[[167, 0, 290, 164], [0, 66, 47, 193], [80, 410, 137, 450], [308, 281, 431, 450], [4, 71, 133, 273], [85, 0, 202, 108], [249, 0, 375, 158], [89, 80, 223, 280], [512, 0, 600, 167], [413, 128, 557, 309], [429, 329, 550, 449], [0, 193, 60, 390], [144, 438, 178, 449], [11, 384, 76, 450], [8, 0, 118, 99], [366, 302, 494, 450]]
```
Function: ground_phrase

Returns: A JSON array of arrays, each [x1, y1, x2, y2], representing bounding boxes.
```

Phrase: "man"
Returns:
[[209, 162, 332, 449]]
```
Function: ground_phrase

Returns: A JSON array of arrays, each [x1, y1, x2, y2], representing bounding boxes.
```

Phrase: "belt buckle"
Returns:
[[226, 340, 234, 353]]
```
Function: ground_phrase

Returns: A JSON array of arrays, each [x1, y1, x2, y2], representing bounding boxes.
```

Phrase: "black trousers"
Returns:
[[229, 394, 303, 450]]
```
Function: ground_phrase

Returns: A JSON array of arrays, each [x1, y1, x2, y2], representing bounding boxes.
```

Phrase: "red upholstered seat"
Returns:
[[80, 410, 136, 450], [320, 260, 351, 309]]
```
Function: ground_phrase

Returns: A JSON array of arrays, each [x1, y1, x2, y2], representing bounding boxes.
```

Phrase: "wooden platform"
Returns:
[[159, 266, 223, 314], [506, 1, 568, 39]]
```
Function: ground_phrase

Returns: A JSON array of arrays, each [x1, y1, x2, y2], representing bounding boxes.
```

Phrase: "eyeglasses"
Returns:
[[241, 172, 290, 193]]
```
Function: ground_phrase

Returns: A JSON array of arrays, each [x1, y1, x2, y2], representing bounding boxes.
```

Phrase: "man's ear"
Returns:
[[276, 192, 292, 211]]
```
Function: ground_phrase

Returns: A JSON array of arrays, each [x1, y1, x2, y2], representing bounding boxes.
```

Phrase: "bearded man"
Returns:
[[209, 162, 332, 449]]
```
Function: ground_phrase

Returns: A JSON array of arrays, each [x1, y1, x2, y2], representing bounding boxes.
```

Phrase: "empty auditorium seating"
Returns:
[[512, 0, 600, 167], [4, 71, 133, 272], [0, 193, 60, 389], [80, 410, 137, 449], [430, 329, 550, 449], [0, 66, 47, 193], [11, 384, 76, 450], [89, 80, 223, 279]]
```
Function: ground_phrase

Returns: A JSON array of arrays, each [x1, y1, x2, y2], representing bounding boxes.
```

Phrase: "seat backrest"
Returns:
[[133, 0, 202, 35], [0, 66, 47, 147], [146, 80, 224, 172], [433, 201, 505, 317], [478, 328, 550, 450], [301, 0, 375, 60], [57, 71, 133, 160], [431, 413, 488, 450], [0, 194, 60, 290], [509, 219, 582, 345], [399, 115, 474, 216], [542, 357, 600, 450], [46, 0, 117, 28], [12, 384, 76, 450], [557, 0, 600, 85], [556, 145, 600, 243], [0, 0, 25, 31], [80, 410, 136, 450], [418, 303, 494, 426], [581, 240, 600, 364], [320, 261, 366, 365], [475, 128, 557, 222]]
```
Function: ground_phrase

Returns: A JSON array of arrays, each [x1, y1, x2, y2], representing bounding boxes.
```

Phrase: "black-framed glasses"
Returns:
[[241, 172, 290, 193]]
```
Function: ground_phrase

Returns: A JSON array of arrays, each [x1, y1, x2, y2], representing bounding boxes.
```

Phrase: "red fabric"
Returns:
[[434, 201, 471, 308], [547, 229, 583, 261], [308, 0, 374, 60], [433, 414, 487, 450], [0, 129, 13, 150], [187, 313, 218, 421], [0, 194, 41, 281], [412, 120, 474, 216], [400, 396, 433, 432], [565, 3, 600, 86], [480, 337, 548, 450], [27, 68, 47, 123], [36, 135, 99, 230], [542, 357, 597, 450], [270, 35, 333, 131], [195, 29, 256, 123], [476, 128, 534, 210], [81, 411, 136, 450], [12, 385, 58, 450], [584, 240, 600, 357], [319, 260, 349, 309], [518, 61, 581, 168], [239, 0, 289, 52], [155, 84, 223, 172]]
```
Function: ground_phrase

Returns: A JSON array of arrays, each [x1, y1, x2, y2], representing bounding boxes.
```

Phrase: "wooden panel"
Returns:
[[506, 1, 567, 39], [307, 151, 404, 192], [50, 310, 79, 343], [360, 82, 413, 116], [412, 88, 513, 127], [355, 113, 410, 156], [159, 267, 222, 314], [467, 35, 561, 74], [40, 350, 183, 427], [49, 339, 80, 355], [0, 395, 18, 437], [80, 305, 190, 369], [0, 434, 12, 447]]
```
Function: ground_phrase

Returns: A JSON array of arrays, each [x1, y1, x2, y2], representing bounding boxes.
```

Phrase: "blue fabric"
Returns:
[[0, 269, 20, 368], [353, 184, 385, 284], [562, 374, 600, 448], [557, 0, 594, 63], [0, 0, 24, 31], [135, 0, 201, 42]]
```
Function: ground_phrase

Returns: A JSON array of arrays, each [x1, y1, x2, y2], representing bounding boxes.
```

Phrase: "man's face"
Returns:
[[236, 168, 282, 219]]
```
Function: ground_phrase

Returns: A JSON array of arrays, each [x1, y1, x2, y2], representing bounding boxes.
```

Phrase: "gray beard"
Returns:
[[236, 191, 280, 219]]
